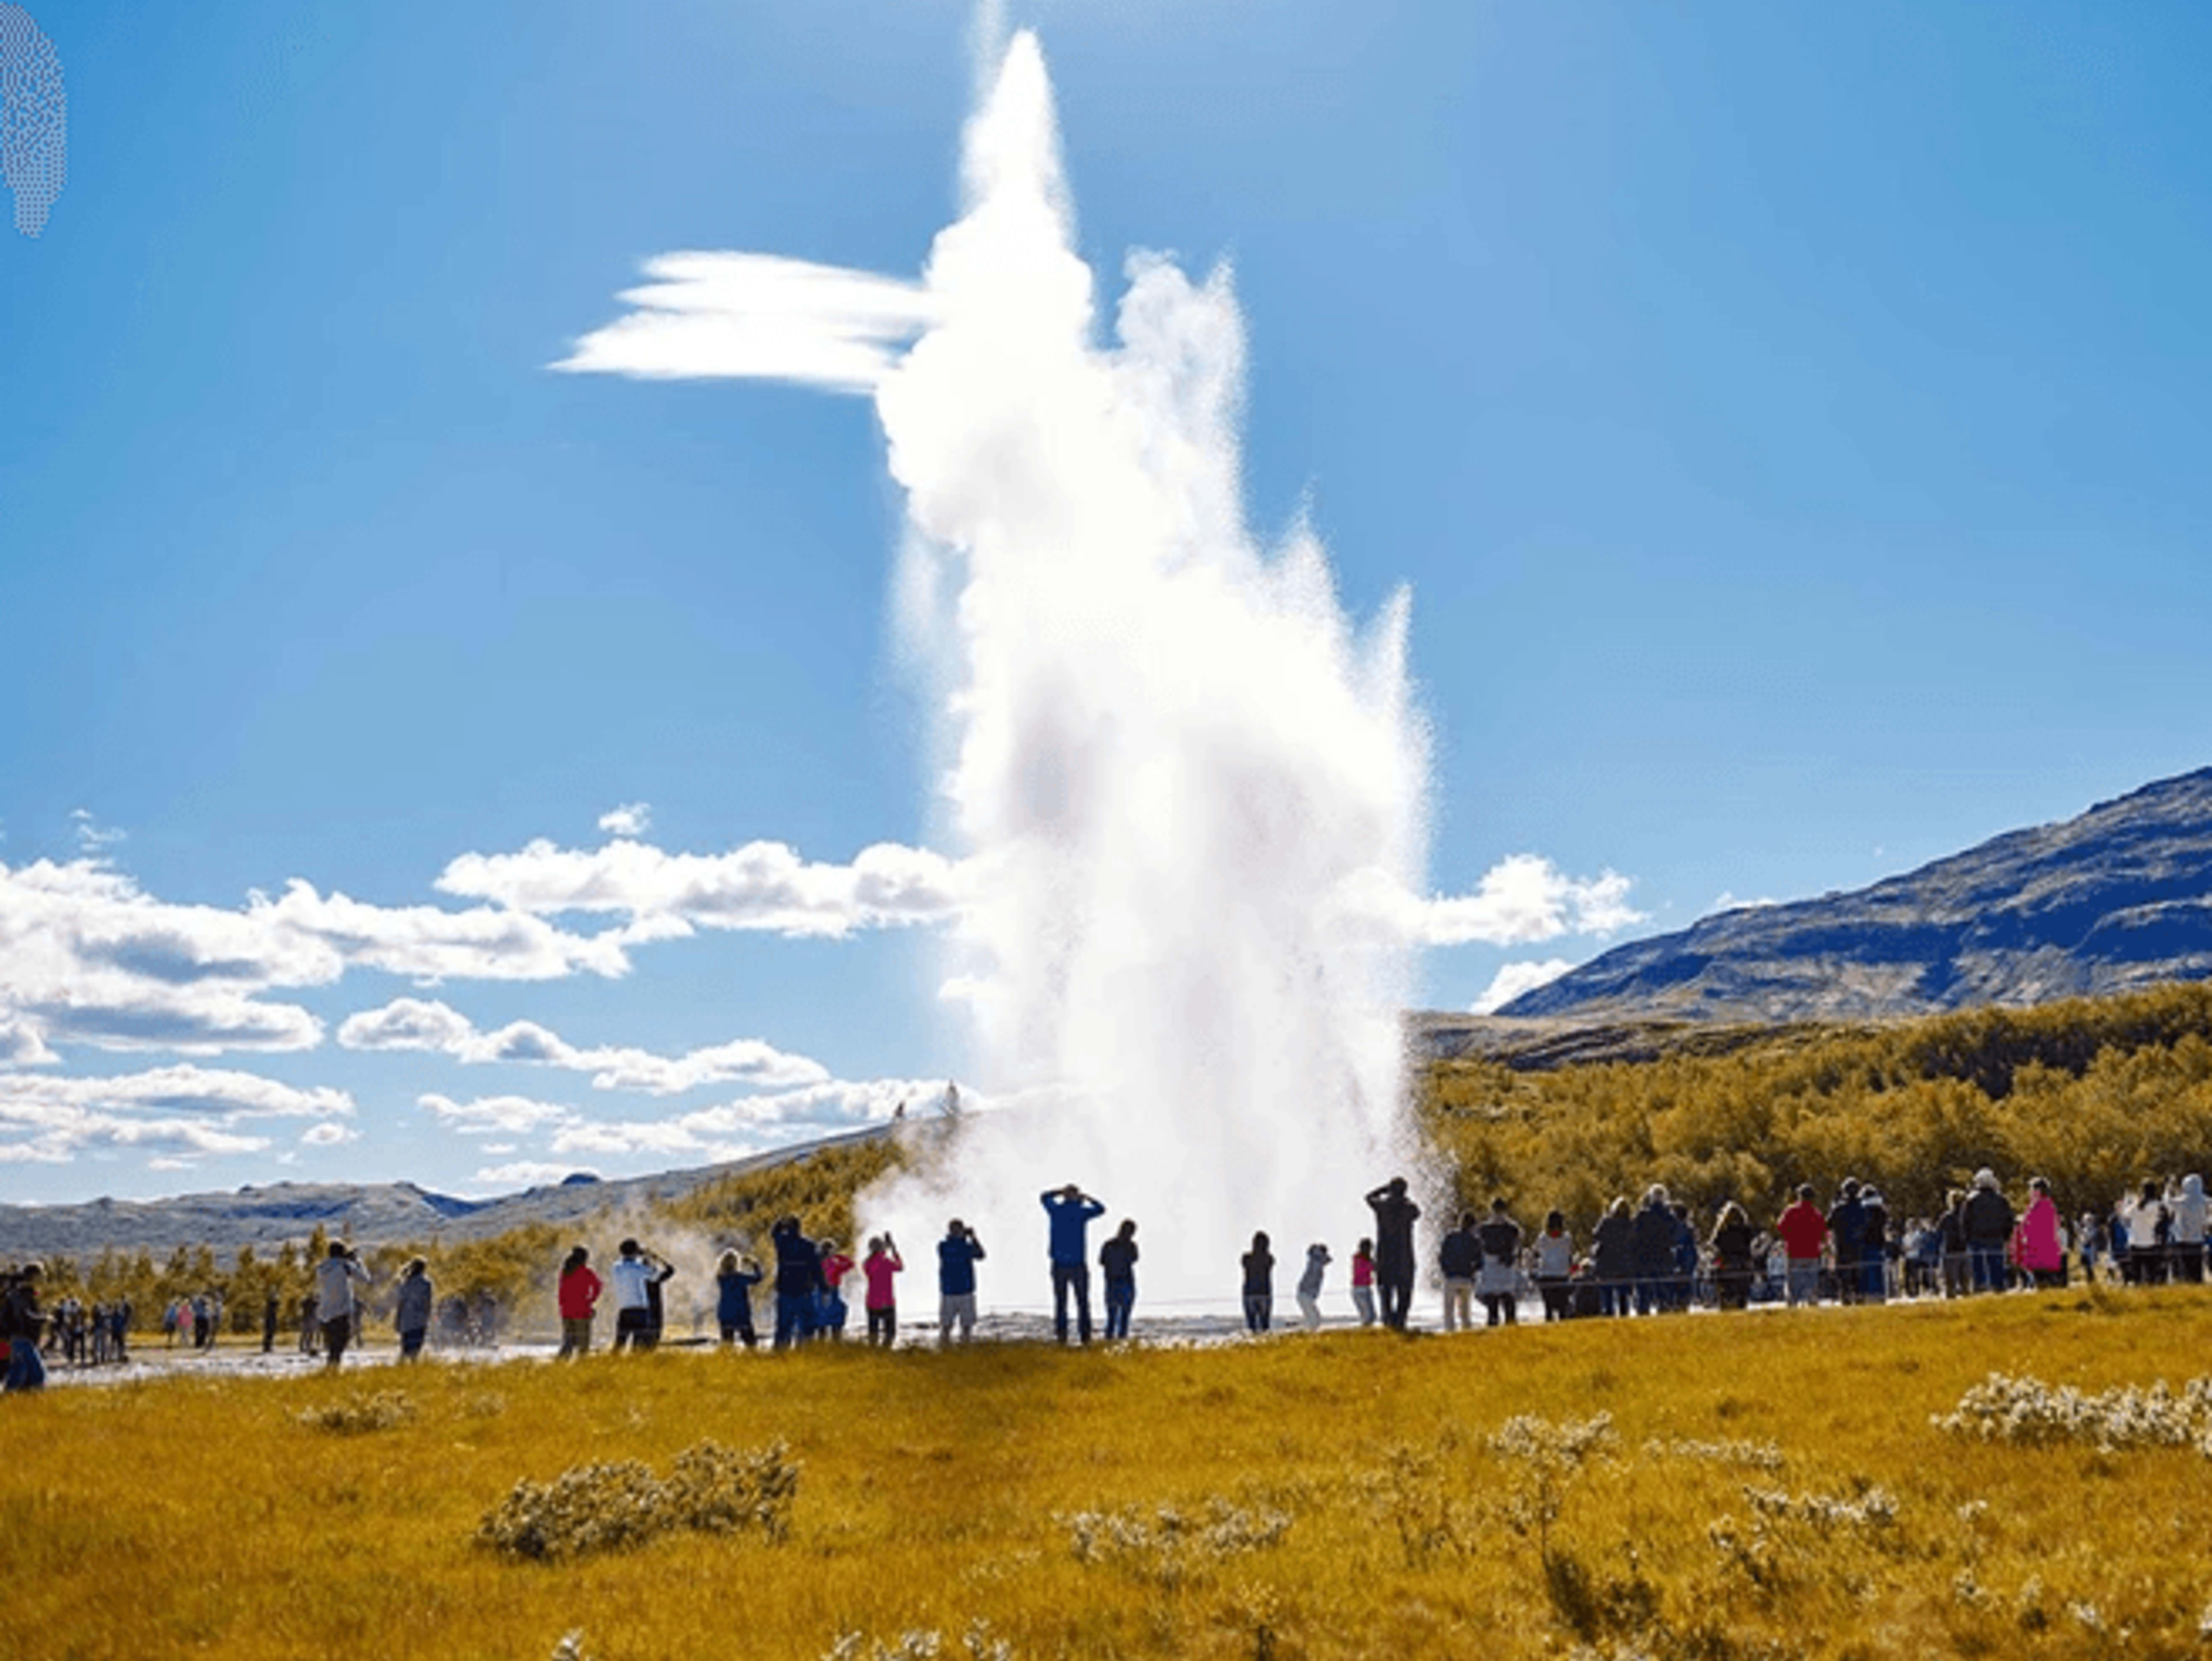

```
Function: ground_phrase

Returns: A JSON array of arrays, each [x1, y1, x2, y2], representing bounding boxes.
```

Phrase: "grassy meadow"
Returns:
[[7, 1289, 2212, 1660]]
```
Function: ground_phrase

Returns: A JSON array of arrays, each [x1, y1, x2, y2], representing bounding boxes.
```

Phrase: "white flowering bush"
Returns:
[[478, 1438, 800, 1560], [1061, 1497, 1290, 1589], [1932, 1371, 2212, 1455], [296, 1389, 417, 1435], [1640, 1436, 1785, 1473], [822, 1621, 1014, 1661]]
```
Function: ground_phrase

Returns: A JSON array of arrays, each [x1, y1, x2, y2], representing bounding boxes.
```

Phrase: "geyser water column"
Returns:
[[862, 33, 1429, 1313]]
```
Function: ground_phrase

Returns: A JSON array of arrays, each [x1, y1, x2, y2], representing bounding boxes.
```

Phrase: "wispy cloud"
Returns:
[[553, 253, 937, 394], [471, 1159, 595, 1192], [0, 1064, 353, 1166], [435, 837, 965, 940], [597, 803, 652, 839], [343, 997, 827, 1095], [1469, 958, 1577, 1015]]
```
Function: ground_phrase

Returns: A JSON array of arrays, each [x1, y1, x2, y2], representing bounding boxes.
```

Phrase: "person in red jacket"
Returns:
[[556, 1245, 604, 1359], [1775, 1185, 1829, 1308]]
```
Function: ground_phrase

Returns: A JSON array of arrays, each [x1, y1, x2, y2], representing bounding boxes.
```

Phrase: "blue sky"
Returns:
[[3, 1, 2210, 1204]]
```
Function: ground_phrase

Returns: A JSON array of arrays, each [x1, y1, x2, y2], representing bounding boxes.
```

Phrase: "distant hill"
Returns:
[[1495, 765, 2212, 1027], [0, 1125, 891, 1259]]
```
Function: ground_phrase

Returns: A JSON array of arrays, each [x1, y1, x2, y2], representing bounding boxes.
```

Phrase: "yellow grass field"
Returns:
[[7, 1291, 2212, 1661]]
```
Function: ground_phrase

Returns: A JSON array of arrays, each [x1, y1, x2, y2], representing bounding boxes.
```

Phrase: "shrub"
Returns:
[[296, 1390, 417, 1434], [477, 1437, 800, 1560], [1062, 1497, 1291, 1590], [1932, 1371, 2212, 1454]]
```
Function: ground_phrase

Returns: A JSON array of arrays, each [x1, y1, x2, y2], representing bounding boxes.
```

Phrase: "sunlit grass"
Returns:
[[6, 1290, 2212, 1659]]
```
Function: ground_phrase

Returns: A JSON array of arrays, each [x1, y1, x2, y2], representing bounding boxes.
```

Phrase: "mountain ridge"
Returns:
[[1497, 764, 2212, 1024]]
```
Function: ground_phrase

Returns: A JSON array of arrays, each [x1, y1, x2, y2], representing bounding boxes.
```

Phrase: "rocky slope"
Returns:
[[1497, 765, 2212, 1026]]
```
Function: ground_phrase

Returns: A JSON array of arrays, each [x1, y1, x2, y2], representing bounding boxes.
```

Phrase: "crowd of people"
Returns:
[[3, 1167, 2207, 1390]]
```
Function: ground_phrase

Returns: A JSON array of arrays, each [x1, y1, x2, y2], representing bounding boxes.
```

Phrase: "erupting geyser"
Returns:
[[865, 36, 1427, 1311], [569, 30, 1434, 1313]]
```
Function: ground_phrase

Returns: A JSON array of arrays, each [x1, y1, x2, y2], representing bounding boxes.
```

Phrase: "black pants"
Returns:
[[718, 1318, 757, 1348], [867, 1306, 896, 1346], [1378, 1270, 1412, 1330], [320, 1315, 352, 1365], [613, 1308, 652, 1351], [1052, 1262, 1092, 1343]]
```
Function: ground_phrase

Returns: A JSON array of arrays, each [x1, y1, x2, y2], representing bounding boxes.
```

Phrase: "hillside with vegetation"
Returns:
[[1501, 765, 2212, 1024], [1421, 980, 2212, 1228]]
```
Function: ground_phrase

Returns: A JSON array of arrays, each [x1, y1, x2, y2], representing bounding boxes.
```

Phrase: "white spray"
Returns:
[[861, 33, 1429, 1314]]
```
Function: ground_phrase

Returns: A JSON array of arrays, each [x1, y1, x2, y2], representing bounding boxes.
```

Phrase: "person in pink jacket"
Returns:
[[2016, 1177, 2066, 1289], [861, 1235, 904, 1349]]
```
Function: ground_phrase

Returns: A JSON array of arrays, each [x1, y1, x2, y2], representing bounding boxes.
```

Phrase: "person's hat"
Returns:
[[1974, 1168, 1998, 1190]]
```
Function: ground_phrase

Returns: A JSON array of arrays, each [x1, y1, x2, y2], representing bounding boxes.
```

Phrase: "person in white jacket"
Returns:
[[2169, 1174, 2207, 1283]]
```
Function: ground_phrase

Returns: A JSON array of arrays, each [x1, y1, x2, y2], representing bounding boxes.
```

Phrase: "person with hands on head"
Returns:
[[1363, 1176, 1421, 1330], [1041, 1183, 1107, 1345]]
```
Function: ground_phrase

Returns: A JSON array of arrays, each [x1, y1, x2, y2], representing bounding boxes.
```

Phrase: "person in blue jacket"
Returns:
[[937, 1219, 987, 1345], [1041, 1183, 1107, 1345], [715, 1249, 764, 1348], [770, 1216, 825, 1350]]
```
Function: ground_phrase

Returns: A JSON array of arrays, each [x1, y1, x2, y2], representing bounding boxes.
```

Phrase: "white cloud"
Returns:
[[1419, 856, 1642, 946], [1706, 891, 1779, 917], [472, 1159, 595, 1191], [71, 809, 127, 855], [1469, 959, 1577, 1015], [0, 1064, 353, 1166], [598, 803, 652, 839], [553, 252, 937, 394], [1324, 856, 1644, 949], [418, 1092, 579, 1137], [435, 838, 965, 940], [300, 1122, 358, 1147], [341, 997, 829, 1095], [0, 855, 632, 1068]]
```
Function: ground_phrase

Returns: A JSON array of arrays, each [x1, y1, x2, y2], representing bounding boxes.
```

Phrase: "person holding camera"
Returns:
[[609, 1239, 674, 1353], [315, 1241, 371, 1370], [937, 1219, 986, 1345]]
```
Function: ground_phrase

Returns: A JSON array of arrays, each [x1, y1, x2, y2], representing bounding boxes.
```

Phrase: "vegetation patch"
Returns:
[[295, 1388, 417, 1434], [1934, 1370, 2212, 1453], [476, 1436, 799, 1560]]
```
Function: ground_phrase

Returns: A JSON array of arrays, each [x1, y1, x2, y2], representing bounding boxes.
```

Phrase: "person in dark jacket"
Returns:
[[1938, 1189, 1970, 1297], [1476, 1198, 1523, 1327], [1962, 1169, 2016, 1292], [1668, 1203, 1698, 1311], [2, 1263, 47, 1393], [1857, 1189, 1891, 1303], [1437, 1210, 1479, 1332], [1592, 1198, 1635, 1318], [1099, 1220, 1139, 1341], [1826, 1180, 1866, 1306], [393, 1258, 434, 1361], [715, 1250, 763, 1348], [1630, 1187, 1676, 1315], [1710, 1202, 1756, 1310], [770, 1217, 825, 1350], [1365, 1177, 1422, 1330], [1240, 1232, 1276, 1334]]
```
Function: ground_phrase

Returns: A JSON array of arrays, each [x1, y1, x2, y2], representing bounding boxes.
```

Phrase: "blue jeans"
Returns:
[[773, 1291, 815, 1349], [1968, 1243, 2006, 1292], [5, 1338, 45, 1391], [1785, 1261, 1820, 1307], [1103, 1278, 1134, 1340], [1052, 1261, 1092, 1344]]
